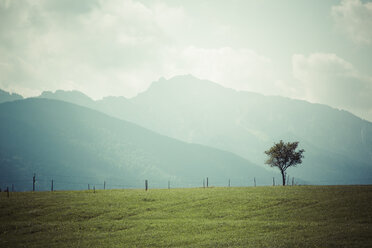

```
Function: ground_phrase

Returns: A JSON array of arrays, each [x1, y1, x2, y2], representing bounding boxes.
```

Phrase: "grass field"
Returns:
[[1, 186, 371, 247]]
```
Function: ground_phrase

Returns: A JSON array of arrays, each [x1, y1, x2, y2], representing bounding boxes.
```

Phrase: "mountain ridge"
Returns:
[[0, 89, 23, 104], [1, 75, 372, 185], [0, 98, 276, 191]]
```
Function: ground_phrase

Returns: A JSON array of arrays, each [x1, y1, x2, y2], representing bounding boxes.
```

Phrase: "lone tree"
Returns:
[[264, 140, 305, 186]]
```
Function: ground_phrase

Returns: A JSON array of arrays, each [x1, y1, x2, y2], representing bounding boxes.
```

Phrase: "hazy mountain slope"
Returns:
[[39, 90, 96, 108], [124, 76, 372, 184], [36, 75, 372, 184], [38, 90, 147, 123], [0, 98, 274, 191], [0, 89, 23, 103]]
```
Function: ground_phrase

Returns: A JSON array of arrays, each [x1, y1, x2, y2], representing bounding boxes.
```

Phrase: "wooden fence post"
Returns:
[[206, 177, 209, 188], [7, 186, 9, 198], [145, 180, 148, 191], [33, 173, 36, 192], [104, 181, 106, 190], [168, 180, 170, 190], [254, 177, 256, 187], [51, 180, 54, 192], [273, 177, 275, 186]]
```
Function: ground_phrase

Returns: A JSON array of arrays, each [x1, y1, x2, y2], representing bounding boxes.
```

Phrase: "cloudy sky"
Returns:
[[1, 0, 372, 121]]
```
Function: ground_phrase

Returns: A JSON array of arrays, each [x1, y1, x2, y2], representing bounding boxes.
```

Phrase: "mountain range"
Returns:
[[0, 98, 275, 191], [38, 75, 372, 185], [1, 75, 372, 189]]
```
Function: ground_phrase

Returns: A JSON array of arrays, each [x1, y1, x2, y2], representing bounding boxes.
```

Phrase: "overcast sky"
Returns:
[[1, 0, 372, 121]]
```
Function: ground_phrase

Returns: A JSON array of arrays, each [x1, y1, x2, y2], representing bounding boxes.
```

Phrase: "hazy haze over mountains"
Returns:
[[0, 98, 277, 191], [1, 0, 372, 121], [31, 75, 372, 185], [1, 0, 372, 191]]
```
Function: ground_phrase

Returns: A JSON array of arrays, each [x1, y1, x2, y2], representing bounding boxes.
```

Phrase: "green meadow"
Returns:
[[1, 186, 371, 248]]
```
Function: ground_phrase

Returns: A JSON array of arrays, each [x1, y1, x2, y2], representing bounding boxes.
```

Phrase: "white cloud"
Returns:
[[293, 53, 372, 120], [153, 2, 189, 39], [0, 0, 286, 100], [0, 0, 177, 99], [332, 0, 372, 44]]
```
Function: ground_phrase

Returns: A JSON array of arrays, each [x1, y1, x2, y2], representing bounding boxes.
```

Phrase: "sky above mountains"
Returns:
[[1, 0, 372, 121]]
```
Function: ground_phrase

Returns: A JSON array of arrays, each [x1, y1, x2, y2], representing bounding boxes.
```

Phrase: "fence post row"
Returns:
[[1, 175, 300, 192]]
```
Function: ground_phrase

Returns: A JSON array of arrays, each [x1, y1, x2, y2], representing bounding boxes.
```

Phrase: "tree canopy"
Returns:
[[264, 140, 305, 185]]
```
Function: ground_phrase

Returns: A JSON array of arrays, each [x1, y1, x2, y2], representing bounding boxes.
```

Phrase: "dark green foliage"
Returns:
[[0, 186, 371, 247], [265, 141, 305, 185]]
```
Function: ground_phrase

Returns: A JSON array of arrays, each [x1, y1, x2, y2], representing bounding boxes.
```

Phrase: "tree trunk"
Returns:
[[281, 170, 286, 186]]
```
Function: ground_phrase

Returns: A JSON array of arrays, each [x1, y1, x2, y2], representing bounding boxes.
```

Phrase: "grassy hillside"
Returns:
[[1, 186, 371, 247]]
